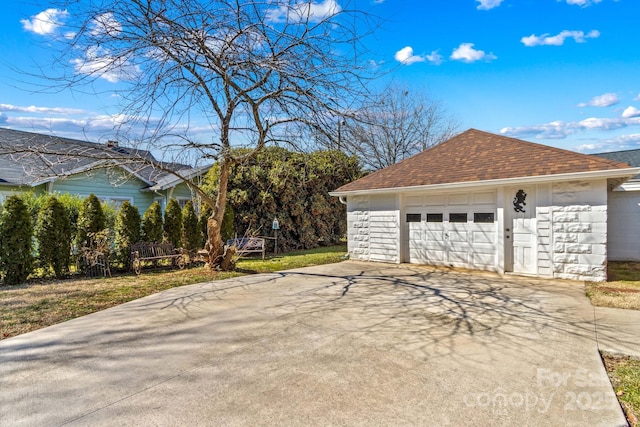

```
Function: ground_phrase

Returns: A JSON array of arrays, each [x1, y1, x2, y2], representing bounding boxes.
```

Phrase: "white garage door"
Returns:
[[405, 192, 498, 271]]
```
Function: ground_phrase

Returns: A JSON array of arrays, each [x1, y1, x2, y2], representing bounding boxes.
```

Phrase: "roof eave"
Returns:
[[119, 164, 155, 186], [147, 165, 211, 191], [330, 167, 640, 197], [29, 177, 57, 187]]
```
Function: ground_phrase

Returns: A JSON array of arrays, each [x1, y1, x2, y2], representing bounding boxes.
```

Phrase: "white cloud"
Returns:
[[394, 46, 425, 65], [476, 0, 504, 10], [266, 0, 341, 23], [576, 133, 640, 153], [426, 50, 444, 65], [21, 8, 68, 36], [634, 93, 640, 101], [1, 113, 160, 139], [601, 134, 640, 145], [521, 30, 600, 47], [500, 115, 640, 140], [0, 104, 86, 115], [577, 93, 619, 107], [579, 117, 627, 130], [566, 0, 603, 7], [574, 143, 602, 152], [450, 43, 496, 63], [91, 13, 122, 37], [72, 46, 140, 83], [622, 106, 640, 119]]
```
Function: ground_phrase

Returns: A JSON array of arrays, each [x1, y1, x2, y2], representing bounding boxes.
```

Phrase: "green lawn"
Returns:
[[0, 244, 347, 340], [237, 245, 348, 273], [588, 262, 640, 427], [586, 262, 640, 310], [603, 354, 640, 427]]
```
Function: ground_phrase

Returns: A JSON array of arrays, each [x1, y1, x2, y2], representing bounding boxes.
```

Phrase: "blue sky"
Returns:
[[1, 0, 639, 154]]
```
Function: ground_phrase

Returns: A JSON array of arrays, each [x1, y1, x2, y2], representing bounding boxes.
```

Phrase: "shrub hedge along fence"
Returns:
[[0, 148, 360, 284]]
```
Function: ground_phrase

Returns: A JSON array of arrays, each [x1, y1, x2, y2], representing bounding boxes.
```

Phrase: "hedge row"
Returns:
[[0, 194, 207, 285]]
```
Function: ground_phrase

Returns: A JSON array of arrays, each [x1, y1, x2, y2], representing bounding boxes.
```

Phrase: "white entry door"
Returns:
[[506, 187, 537, 274]]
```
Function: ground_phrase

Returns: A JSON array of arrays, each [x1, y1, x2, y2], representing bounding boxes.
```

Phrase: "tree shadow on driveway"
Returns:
[[0, 261, 626, 427]]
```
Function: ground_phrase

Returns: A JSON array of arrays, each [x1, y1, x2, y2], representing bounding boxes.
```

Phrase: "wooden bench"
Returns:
[[130, 242, 186, 275], [226, 237, 266, 260]]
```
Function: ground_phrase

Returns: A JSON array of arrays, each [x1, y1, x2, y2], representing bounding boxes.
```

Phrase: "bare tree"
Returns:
[[20, 0, 377, 268], [328, 84, 459, 171]]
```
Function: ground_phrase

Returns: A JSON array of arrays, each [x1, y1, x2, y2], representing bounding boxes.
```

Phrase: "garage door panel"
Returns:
[[471, 243, 496, 254], [423, 243, 446, 253], [409, 230, 422, 241], [448, 230, 468, 242], [448, 241, 472, 251], [425, 230, 445, 240], [426, 250, 446, 262], [473, 252, 495, 265], [473, 230, 495, 244], [448, 251, 469, 263]]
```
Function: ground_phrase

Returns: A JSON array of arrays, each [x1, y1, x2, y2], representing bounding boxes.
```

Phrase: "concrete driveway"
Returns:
[[0, 261, 629, 426]]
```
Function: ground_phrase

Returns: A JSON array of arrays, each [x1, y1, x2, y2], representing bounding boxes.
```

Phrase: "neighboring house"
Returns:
[[0, 128, 209, 213], [330, 129, 640, 282], [592, 149, 640, 261]]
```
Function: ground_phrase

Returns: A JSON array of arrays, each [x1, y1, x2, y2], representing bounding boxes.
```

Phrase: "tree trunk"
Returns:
[[207, 216, 223, 267], [206, 157, 232, 269], [220, 245, 236, 271]]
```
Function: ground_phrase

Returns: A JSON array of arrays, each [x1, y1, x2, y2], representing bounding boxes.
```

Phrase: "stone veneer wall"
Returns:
[[347, 195, 371, 261], [550, 180, 607, 282]]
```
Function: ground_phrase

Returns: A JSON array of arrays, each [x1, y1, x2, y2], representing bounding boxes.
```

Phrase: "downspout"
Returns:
[[339, 196, 347, 205], [152, 189, 167, 212]]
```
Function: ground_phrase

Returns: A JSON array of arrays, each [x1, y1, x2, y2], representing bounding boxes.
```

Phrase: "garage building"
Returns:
[[331, 129, 640, 281]]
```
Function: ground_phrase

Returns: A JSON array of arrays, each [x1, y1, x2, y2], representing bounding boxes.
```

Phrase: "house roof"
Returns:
[[592, 149, 640, 181], [148, 164, 211, 191], [0, 127, 206, 189], [333, 129, 636, 195]]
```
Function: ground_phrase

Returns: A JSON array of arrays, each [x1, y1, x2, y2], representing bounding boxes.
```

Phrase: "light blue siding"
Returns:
[[1, 167, 198, 215], [50, 168, 157, 213]]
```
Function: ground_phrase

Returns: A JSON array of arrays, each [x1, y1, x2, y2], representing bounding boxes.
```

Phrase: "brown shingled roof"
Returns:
[[334, 129, 632, 193]]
